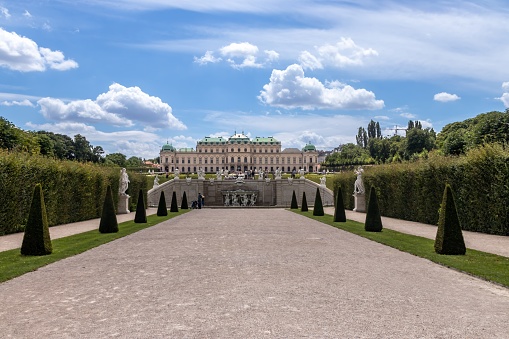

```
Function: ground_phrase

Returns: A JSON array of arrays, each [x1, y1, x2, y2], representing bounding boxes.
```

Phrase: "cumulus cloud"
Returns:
[[0, 28, 78, 72], [434, 92, 460, 102], [258, 64, 384, 110], [37, 83, 187, 130], [500, 82, 509, 108], [23, 10, 32, 18], [1, 99, 34, 107], [193, 50, 221, 65], [194, 42, 277, 69], [298, 51, 322, 70], [299, 38, 378, 70]]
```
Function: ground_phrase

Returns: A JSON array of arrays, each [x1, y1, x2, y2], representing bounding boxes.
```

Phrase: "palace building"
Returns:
[[160, 132, 318, 174]]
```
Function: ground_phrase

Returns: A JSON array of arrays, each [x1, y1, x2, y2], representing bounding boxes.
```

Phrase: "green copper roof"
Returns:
[[198, 136, 227, 144], [161, 143, 175, 151], [302, 143, 316, 151], [252, 136, 280, 144]]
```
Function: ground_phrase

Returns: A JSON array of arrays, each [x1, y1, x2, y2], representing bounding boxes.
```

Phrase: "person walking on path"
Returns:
[[198, 193, 203, 209]]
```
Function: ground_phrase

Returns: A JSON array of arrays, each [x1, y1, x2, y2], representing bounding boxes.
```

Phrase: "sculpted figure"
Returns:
[[119, 168, 129, 195], [354, 166, 365, 194], [174, 167, 180, 178], [320, 176, 326, 186], [153, 174, 159, 187]]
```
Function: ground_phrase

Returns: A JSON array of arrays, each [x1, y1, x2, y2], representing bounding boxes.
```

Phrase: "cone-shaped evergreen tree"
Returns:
[[181, 191, 189, 209], [290, 190, 298, 209], [21, 184, 53, 255], [134, 189, 147, 223], [365, 186, 382, 232], [301, 191, 308, 212], [157, 191, 168, 216], [313, 187, 324, 216], [333, 187, 347, 222], [170, 191, 179, 212], [434, 184, 466, 255], [99, 185, 119, 234]]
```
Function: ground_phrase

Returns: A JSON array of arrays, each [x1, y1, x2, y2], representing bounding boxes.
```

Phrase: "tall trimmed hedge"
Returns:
[[332, 144, 509, 235], [434, 184, 466, 255], [0, 151, 148, 235]]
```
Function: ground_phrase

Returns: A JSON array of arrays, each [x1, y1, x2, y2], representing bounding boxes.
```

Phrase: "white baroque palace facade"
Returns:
[[160, 132, 318, 174]]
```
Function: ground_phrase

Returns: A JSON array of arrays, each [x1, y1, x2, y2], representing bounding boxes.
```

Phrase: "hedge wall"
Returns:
[[0, 151, 148, 235], [332, 144, 509, 235]]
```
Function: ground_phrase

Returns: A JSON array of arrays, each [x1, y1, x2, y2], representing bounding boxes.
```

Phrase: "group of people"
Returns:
[[192, 192, 205, 209]]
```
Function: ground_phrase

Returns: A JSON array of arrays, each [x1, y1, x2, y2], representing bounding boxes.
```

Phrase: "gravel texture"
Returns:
[[1, 208, 508, 338]]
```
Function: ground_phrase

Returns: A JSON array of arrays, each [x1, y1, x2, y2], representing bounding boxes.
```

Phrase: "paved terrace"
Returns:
[[1, 209, 508, 338]]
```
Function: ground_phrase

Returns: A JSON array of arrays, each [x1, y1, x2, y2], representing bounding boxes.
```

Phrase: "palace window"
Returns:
[[244, 157, 248, 163], [231, 157, 234, 163]]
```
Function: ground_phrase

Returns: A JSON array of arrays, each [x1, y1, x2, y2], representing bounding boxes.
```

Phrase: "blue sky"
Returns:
[[1, 0, 509, 159]]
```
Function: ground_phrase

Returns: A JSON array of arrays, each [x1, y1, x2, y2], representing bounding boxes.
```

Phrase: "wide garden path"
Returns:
[[1, 209, 508, 338]]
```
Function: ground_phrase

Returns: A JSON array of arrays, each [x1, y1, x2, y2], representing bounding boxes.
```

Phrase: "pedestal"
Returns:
[[117, 194, 130, 214], [353, 193, 365, 212]]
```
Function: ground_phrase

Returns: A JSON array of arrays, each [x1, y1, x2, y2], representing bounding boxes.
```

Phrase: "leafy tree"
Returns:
[[20, 184, 53, 255], [104, 153, 127, 167], [126, 156, 143, 167], [73, 134, 94, 162], [324, 143, 374, 167], [356, 127, 368, 148]]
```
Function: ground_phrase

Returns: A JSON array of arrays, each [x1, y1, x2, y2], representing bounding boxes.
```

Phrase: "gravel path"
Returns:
[[1, 209, 508, 338]]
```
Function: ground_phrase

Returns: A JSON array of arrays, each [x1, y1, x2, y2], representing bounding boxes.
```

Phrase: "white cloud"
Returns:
[[374, 115, 390, 120], [37, 83, 187, 130], [434, 92, 460, 102], [298, 50, 322, 70], [400, 112, 417, 119], [195, 41, 277, 69], [23, 10, 32, 18], [0, 99, 34, 107], [264, 50, 279, 61], [298, 37, 379, 70], [42, 23, 52, 31], [0, 28, 78, 72], [501, 82, 509, 108], [193, 50, 221, 65], [1, 6, 10, 19], [258, 64, 384, 110]]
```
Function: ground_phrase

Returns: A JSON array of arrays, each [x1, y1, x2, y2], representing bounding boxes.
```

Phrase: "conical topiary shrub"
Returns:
[[21, 184, 53, 255], [365, 186, 382, 232], [170, 191, 179, 212], [290, 190, 298, 209], [313, 187, 324, 216], [157, 191, 168, 216], [134, 189, 147, 223], [434, 184, 466, 255], [334, 187, 346, 222], [181, 191, 189, 209], [301, 191, 308, 212], [99, 185, 119, 234]]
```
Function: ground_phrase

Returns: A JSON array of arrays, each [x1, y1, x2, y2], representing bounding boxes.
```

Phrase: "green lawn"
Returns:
[[293, 211, 509, 288], [0, 210, 189, 283]]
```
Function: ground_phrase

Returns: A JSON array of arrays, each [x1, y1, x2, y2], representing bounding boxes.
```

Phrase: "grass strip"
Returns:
[[0, 210, 189, 283], [293, 211, 509, 288]]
